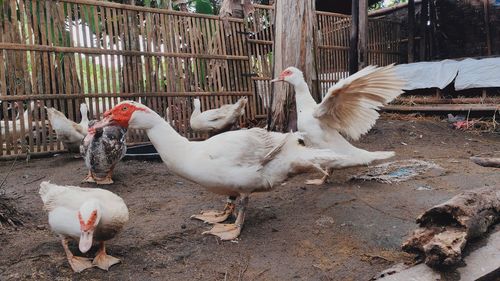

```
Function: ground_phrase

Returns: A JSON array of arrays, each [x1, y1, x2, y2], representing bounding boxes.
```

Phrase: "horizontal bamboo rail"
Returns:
[[247, 39, 273, 45], [318, 45, 350, 50], [0, 92, 253, 101], [0, 43, 249, 60], [397, 97, 500, 105], [384, 104, 500, 112], [60, 0, 245, 22]]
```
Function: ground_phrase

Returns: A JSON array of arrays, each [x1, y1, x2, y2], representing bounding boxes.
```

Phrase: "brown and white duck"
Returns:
[[80, 120, 127, 185]]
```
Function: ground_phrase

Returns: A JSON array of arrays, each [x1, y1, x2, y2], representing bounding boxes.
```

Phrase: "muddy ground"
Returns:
[[0, 118, 499, 281]]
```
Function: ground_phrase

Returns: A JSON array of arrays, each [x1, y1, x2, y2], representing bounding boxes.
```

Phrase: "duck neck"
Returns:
[[80, 106, 89, 123], [191, 105, 201, 117], [144, 113, 191, 166], [293, 80, 317, 113]]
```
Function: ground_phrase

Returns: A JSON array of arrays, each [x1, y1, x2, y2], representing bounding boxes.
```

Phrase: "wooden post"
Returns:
[[419, 0, 428, 60], [349, 0, 359, 74], [272, 0, 317, 131], [358, 0, 368, 69], [407, 0, 415, 62], [428, 0, 437, 58], [483, 0, 492, 55]]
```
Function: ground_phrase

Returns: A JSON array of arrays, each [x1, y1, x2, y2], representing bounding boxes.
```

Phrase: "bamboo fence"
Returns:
[[0, 0, 255, 157], [0, 1, 402, 158]]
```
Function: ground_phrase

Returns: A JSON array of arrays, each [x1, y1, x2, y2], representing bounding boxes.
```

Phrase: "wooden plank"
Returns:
[[0, 51, 7, 156], [39, 0, 52, 152], [121, 8, 131, 94], [349, 0, 359, 74], [358, 0, 368, 69], [376, 264, 440, 281], [101, 7, 111, 110], [92, 4, 104, 119], [107, 7, 118, 107], [58, 3, 74, 124], [18, 0, 35, 154], [457, 230, 500, 280], [483, 0, 492, 56], [419, 0, 428, 60]]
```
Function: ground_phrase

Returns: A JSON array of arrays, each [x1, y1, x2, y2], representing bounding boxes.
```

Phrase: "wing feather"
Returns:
[[314, 64, 405, 140]]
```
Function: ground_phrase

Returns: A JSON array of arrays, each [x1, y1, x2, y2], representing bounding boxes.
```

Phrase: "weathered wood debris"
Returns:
[[402, 186, 500, 267], [470, 156, 500, 168]]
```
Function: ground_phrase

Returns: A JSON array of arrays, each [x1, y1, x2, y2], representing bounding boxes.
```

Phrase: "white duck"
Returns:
[[0, 101, 35, 139], [98, 101, 358, 240], [46, 103, 89, 153], [190, 97, 247, 135], [39, 181, 129, 272], [271, 65, 405, 185]]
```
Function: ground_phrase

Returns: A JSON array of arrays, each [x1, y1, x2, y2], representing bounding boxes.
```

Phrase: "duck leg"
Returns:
[[95, 169, 114, 185], [92, 242, 121, 271], [306, 168, 332, 185], [61, 237, 92, 273], [191, 196, 236, 224], [82, 171, 96, 183], [202, 194, 249, 240]]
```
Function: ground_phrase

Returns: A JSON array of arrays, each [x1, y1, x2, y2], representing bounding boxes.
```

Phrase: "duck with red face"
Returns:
[[271, 65, 405, 185], [96, 101, 367, 241], [39, 182, 129, 272]]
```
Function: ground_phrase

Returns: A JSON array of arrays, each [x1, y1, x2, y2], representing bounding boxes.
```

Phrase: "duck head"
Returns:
[[270, 67, 304, 86], [100, 101, 155, 130], [78, 199, 102, 253], [192, 99, 201, 111]]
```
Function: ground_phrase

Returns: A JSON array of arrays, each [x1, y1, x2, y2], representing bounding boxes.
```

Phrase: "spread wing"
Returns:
[[313, 64, 405, 140]]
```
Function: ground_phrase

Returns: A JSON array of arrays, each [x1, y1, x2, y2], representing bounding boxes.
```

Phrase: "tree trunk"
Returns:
[[271, 0, 317, 132]]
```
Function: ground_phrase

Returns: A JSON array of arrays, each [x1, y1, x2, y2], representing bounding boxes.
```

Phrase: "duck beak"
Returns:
[[270, 77, 281, 83], [79, 230, 94, 253], [91, 116, 112, 130]]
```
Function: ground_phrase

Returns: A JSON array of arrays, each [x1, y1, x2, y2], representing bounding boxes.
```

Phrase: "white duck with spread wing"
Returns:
[[46, 103, 89, 153], [98, 101, 360, 240], [190, 97, 247, 135], [39, 181, 129, 272], [272, 65, 405, 185]]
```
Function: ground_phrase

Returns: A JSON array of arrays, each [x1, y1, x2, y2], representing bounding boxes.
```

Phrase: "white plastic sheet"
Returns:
[[454, 57, 500, 90], [394, 57, 500, 91], [394, 60, 459, 90]]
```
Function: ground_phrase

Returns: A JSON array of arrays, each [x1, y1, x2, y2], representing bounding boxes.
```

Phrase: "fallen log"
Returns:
[[470, 156, 500, 168], [376, 230, 500, 281], [402, 186, 500, 267]]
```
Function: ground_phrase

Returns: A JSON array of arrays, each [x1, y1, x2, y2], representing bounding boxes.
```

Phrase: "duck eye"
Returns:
[[122, 106, 128, 111]]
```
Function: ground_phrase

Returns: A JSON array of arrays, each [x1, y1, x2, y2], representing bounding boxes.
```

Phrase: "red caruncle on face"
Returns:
[[104, 102, 146, 128]]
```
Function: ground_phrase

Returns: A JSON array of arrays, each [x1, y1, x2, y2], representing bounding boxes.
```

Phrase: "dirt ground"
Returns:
[[0, 117, 499, 281]]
